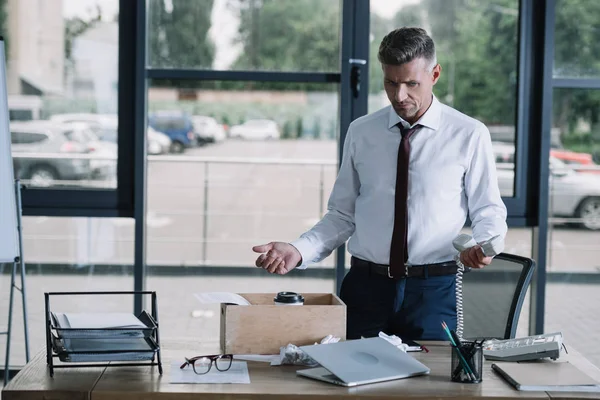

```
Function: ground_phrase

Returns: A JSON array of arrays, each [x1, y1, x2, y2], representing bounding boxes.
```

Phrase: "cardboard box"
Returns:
[[220, 293, 346, 355]]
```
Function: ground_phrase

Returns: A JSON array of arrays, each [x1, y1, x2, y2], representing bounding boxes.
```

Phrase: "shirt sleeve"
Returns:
[[464, 123, 508, 252], [290, 125, 360, 268]]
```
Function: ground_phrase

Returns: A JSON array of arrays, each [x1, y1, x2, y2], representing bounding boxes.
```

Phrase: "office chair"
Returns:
[[458, 253, 535, 340]]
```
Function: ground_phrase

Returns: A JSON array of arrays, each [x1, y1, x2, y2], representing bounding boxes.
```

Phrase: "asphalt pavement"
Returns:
[[1, 139, 599, 374], [19, 140, 600, 272]]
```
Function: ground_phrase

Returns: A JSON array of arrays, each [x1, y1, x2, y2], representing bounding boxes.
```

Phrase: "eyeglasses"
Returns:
[[180, 354, 233, 375]]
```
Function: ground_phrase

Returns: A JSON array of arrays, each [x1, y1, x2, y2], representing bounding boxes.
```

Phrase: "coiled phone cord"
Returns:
[[455, 259, 466, 340], [452, 233, 503, 340]]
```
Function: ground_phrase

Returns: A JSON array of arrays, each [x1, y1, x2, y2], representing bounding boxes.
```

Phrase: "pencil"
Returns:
[[441, 322, 476, 381]]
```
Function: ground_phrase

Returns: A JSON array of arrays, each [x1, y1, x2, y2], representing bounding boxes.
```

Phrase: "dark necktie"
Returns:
[[389, 123, 421, 278]]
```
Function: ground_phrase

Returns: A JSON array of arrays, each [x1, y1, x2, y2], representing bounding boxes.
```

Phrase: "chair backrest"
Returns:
[[461, 253, 535, 340]]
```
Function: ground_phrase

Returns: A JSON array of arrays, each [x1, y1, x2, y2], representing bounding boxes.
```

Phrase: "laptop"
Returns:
[[296, 337, 430, 387]]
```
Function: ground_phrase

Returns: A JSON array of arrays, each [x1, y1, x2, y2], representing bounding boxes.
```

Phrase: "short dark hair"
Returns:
[[377, 27, 437, 70]]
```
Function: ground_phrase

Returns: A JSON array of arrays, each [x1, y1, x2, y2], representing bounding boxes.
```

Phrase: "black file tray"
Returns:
[[45, 291, 163, 377]]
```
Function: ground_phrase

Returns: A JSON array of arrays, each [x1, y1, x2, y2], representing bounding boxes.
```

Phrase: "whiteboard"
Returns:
[[0, 37, 19, 262]]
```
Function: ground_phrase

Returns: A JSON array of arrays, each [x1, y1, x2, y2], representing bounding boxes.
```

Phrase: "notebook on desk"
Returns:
[[492, 361, 600, 392]]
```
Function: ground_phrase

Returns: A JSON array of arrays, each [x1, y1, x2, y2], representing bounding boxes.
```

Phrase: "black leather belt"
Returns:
[[351, 256, 458, 279]]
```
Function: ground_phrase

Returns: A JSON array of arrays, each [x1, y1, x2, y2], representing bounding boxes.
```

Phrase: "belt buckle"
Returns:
[[387, 264, 409, 279]]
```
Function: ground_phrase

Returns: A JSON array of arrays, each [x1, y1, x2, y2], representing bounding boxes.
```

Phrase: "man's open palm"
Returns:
[[252, 242, 302, 275]]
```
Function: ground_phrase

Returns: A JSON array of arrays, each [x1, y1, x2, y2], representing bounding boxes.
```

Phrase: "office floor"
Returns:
[[1, 275, 599, 382]]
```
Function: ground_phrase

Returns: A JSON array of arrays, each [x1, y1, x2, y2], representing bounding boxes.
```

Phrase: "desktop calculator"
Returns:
[[482, 332, 563, 362]]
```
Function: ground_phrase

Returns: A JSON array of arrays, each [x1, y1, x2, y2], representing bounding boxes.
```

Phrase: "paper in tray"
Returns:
[[52, 335, 158, 363], [51, 311, 156, 339]]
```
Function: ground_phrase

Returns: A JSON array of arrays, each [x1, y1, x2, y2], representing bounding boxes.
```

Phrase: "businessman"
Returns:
[[252, 27, 507, 341]]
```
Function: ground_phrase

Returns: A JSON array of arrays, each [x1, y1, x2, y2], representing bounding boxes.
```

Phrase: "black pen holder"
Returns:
[[450, 341, 483, 384]]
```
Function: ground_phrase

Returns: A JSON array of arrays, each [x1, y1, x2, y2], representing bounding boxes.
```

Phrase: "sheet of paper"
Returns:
[[193, 292, 250, 306], [170, 361, 250, 384], [234, 354, 279, 363], [64, 313, 146, 329]]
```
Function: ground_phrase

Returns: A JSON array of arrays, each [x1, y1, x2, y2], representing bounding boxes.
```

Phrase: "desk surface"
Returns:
[[4, 339, 600, 400]]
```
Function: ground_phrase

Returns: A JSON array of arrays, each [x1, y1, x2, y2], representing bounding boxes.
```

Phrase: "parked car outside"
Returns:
[[192, 115, 226, 143], [550, 149, 600, 174], [50, 113, 172, 155], [496, 156, 600, 230], [10, 121, 95, 187], [148, 111, 196, 153], [229, 119, 280, 140], [491, 141, 515, 164], [61, 122, 117, 180]]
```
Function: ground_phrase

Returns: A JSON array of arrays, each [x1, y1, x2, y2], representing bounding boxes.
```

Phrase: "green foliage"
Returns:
[[64, 6, 102, 62], [296, 117, 303, 139], [553, 0, 600, 143], [148, 0, 215, 69], [0, 0, 7, 55], [313, 117, 321, 139], [149, 0, 600, 149], [228, 0, 339, 72], [372, 0, 519, 126], [282, 120, 292, 139]]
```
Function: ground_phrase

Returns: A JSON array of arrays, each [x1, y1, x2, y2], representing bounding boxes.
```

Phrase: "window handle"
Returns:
[[349, 59, 367, 98]]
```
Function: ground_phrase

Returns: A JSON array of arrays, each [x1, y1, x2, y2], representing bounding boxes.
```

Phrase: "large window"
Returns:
[[543, 0, 600, 369], [143, 0, 349, 341], [6, 0, 119, 190], [545, 89, 600, 364], [146, 81, 339, 267], [369, 0, 520, 198]]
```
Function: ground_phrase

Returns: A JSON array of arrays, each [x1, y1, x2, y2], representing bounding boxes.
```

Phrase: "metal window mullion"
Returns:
[[335, 0, 370, 295], [527, 0, 555, 335], [146, 69, 341, 83], [552, 78, 600, 89], [132, 0, 148, 315]]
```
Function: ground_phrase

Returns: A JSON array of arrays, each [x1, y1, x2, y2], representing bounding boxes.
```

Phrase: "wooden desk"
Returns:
[[4, 340, 600, 400]]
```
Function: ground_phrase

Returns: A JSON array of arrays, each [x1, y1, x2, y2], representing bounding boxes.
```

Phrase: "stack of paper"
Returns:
[[58, 338, 156, 362], [52, 312, 147, 338], [51, 312, 157, 363]]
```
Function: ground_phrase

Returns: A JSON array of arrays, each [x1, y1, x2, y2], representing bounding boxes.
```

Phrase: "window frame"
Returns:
[[20, 1, 135, 218]]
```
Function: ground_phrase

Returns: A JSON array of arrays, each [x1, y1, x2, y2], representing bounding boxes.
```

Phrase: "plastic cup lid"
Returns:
[[274, 291, 304, 304]]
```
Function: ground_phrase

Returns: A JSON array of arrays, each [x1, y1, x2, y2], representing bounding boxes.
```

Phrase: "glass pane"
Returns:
[[146, 80, 338, 344], [0, 216, 133, 367], [7, 1, 119, 189], [554, 0, 600, 78], [547, 88, 600, 368], [146, 0, 341, 72], [549, 88, 600, 265], [369, 0, 519, 196]]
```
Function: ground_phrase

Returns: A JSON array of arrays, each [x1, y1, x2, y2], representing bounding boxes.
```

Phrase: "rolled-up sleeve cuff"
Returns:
[[289, 237, 315, 270]]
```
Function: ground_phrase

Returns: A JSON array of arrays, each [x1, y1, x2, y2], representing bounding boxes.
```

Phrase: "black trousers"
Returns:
[[339, 264, 457, 341]]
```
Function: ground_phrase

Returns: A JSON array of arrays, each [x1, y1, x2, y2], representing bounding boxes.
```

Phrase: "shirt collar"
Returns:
[[387, 95, 442, 131]]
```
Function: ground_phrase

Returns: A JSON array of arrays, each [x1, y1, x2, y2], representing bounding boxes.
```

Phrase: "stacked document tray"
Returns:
[[45, 291, 162, 377]]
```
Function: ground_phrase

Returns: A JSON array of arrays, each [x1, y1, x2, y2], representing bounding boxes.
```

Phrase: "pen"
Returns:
[[441, 322, 477, 381]]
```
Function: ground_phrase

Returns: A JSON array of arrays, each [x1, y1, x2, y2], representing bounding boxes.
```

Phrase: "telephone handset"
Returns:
[[453, 234, 503, 256]]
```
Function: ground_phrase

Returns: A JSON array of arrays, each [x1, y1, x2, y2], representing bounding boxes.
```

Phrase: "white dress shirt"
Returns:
[[291, 96, 507, 268]]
